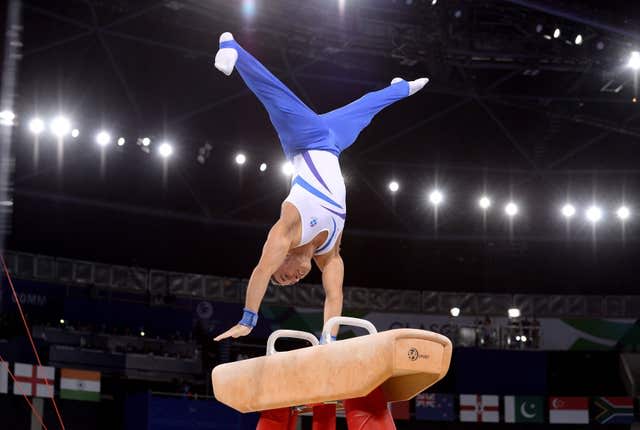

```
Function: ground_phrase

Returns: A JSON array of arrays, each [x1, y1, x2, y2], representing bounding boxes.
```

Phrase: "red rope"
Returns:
[[1, 255, 66, 430], [0, 354, 49, 430]]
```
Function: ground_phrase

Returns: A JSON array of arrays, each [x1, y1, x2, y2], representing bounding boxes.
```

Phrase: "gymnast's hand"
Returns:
[[213, 324, 252, 341]]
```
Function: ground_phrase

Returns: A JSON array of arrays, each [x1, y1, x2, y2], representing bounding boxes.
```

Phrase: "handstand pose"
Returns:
[[213, 32, 428, 342]]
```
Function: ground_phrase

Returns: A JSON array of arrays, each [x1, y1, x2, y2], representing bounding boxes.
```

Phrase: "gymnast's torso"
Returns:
[[284, 150, 346, 255]]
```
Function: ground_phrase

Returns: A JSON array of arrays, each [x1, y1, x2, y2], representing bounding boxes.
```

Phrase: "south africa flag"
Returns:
[[592, 397, 634, 424]]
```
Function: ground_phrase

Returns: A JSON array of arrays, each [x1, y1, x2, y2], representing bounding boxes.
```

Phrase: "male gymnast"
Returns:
[[213, 32, 428, 342]]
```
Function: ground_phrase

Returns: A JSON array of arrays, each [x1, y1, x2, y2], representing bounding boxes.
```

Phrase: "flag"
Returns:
[[0, 361, 8, 394], [13, 363, 54, 398], [415, 393, 454, 421], [504, 395, 544, 423], [60, 368, 101, 402], [460, 394, 500, 422], [390, 400, 409, 420], [592, 397, 634, 424], [549, 397, 589, 424]]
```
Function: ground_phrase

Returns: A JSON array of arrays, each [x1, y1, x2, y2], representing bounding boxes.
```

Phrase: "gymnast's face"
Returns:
[[271, 253, 312, 286]]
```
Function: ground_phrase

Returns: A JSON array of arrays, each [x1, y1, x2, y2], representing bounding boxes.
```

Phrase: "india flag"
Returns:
[[60, 369, 101, 402]]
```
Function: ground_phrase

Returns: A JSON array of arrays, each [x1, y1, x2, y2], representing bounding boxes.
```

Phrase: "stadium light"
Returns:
[[158, 142, 173, 158], [505, 202, 519, 217], [617, 206, 631, 221], [71, 129, 80, 138], [561, 203, 576, 219], [521, 335, 527, 342], [508, 307, 521, 318], [478, 195, 491, 210], [628, 51, 640, 70], [235, 153, 247, 165], [50, 115, 71, 137], [117, 137, 125, 146], [388, 181, 399, 193], [59, 319, 65, 325], [450, 307, 460, 317], [586, 205, 603, 224], [242, 0, 255, 17], [259, 162, 267, 172], [0, 110, 15, 126], [141, 137, 151, 146], [28, 118, 45, 135], [515, 335, 521, 341], [281, 161, 294, 176], [140, 330, 145, 337], [428, 189, 444, 206], [553, 28, 561, 38], [95, 131, 111, 147], [574, 34, 583, 45], [431, 0, 437, 4]]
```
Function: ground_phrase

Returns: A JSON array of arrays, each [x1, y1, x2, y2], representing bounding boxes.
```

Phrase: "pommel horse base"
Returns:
[[212, 317, 452, 430]]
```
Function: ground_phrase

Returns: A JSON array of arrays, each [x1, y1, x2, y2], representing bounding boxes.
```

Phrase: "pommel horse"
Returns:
[[211, 317, 452, 430]]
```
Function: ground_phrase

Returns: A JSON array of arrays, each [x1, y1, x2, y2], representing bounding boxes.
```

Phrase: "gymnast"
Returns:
[[213, 32, 428, 342]]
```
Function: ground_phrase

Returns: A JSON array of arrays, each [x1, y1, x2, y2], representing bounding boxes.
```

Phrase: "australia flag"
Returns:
[[415, 393, 455, 421]]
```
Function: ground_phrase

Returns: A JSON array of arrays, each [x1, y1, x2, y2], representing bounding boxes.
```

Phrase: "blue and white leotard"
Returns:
[[220, 39, 411, 255]]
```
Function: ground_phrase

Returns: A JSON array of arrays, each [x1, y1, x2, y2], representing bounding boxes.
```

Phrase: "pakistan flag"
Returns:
[[504, 396, 544, 423]]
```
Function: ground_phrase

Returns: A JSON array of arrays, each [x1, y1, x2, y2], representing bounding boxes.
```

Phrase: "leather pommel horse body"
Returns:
[[211, 317, 452, 414]]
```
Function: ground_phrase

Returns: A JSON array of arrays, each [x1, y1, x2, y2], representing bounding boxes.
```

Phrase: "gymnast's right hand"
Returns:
[[213, 324, 252, 341], [213, 308, 258, 341]]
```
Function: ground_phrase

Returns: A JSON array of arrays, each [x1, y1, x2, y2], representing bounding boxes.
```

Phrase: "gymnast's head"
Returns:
[[271, 252, 312, 286]]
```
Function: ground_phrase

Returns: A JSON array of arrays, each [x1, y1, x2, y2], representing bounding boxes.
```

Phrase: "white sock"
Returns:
[[390, 77, 429, 96], [215, 32, 238, 76]]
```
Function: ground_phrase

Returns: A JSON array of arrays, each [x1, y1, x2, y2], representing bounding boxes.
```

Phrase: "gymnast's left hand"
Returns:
[[213, 324, 252, 341]]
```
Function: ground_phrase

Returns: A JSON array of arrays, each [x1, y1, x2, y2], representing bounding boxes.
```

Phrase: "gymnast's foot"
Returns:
[[391, 77, 429, 96], [215, 32, 238, 76]]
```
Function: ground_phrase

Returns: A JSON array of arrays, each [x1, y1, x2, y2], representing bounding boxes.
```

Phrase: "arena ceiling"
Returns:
[[5, 0, 640, 294]]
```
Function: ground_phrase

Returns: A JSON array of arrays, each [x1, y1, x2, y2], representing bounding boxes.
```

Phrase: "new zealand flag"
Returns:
[[415, 393, 455, 421]]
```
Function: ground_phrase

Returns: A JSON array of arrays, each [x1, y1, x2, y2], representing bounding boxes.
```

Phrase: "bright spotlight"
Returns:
[[242, 0, 255, 17], [553, 28, 561, 38], [140, 330, 145, 337], [617, 206, 631, 221], [561, 203, 576, 218], [586, 205, 603, 223], [628, 51, 640, 70], [431, 0, 437, 4], [281, 161, 294, 176], [478, 196, 491, 210], [59, 319, 65, 325], [428, 189, 444, 206], [508, 307, 521, 318], [71, 129, 80, 138], [450, 307, 460, 317], [95, 131, 111, 147], [50, 116, 71, 137], [158, 142, 174, 158], [235, 153, 247, 165], [259, 162, 267, 172], [505, 202, 519, 217], [28, 118, 45, 135], [521, 335, 527, 342], [388, 181, 399, 193], [141, 137, 151, 146], [515, 335, 521, 341], [117, 137, 125, 146], [574, 34, 583, 45], [0, 110, 15, 126]]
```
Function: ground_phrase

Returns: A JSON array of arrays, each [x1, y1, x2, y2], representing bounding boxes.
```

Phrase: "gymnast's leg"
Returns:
[[321, 77, 428, 154], [214, 33, 326, 158]]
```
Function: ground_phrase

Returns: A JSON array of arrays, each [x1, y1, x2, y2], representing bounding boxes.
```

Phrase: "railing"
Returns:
[[4, 250, 640, 318]]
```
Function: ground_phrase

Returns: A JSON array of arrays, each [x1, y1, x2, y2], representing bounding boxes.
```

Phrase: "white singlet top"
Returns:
[[284, 150, 346, 255]]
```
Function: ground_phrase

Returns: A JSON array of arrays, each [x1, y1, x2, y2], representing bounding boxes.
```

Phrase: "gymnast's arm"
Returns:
[[314, 235, 344, 338], [213, 207, 298, 341]]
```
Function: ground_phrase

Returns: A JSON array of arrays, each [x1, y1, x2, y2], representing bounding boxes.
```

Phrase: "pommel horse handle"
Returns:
[[321, 317, 377, 344], [266, 330, 319, 355]]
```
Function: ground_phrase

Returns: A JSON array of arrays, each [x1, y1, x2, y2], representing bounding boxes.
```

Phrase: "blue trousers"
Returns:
[[220, 40, 411, 159]]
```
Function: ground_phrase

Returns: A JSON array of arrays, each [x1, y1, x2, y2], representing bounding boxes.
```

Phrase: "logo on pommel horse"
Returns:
[[408, 347, 429, 361]]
